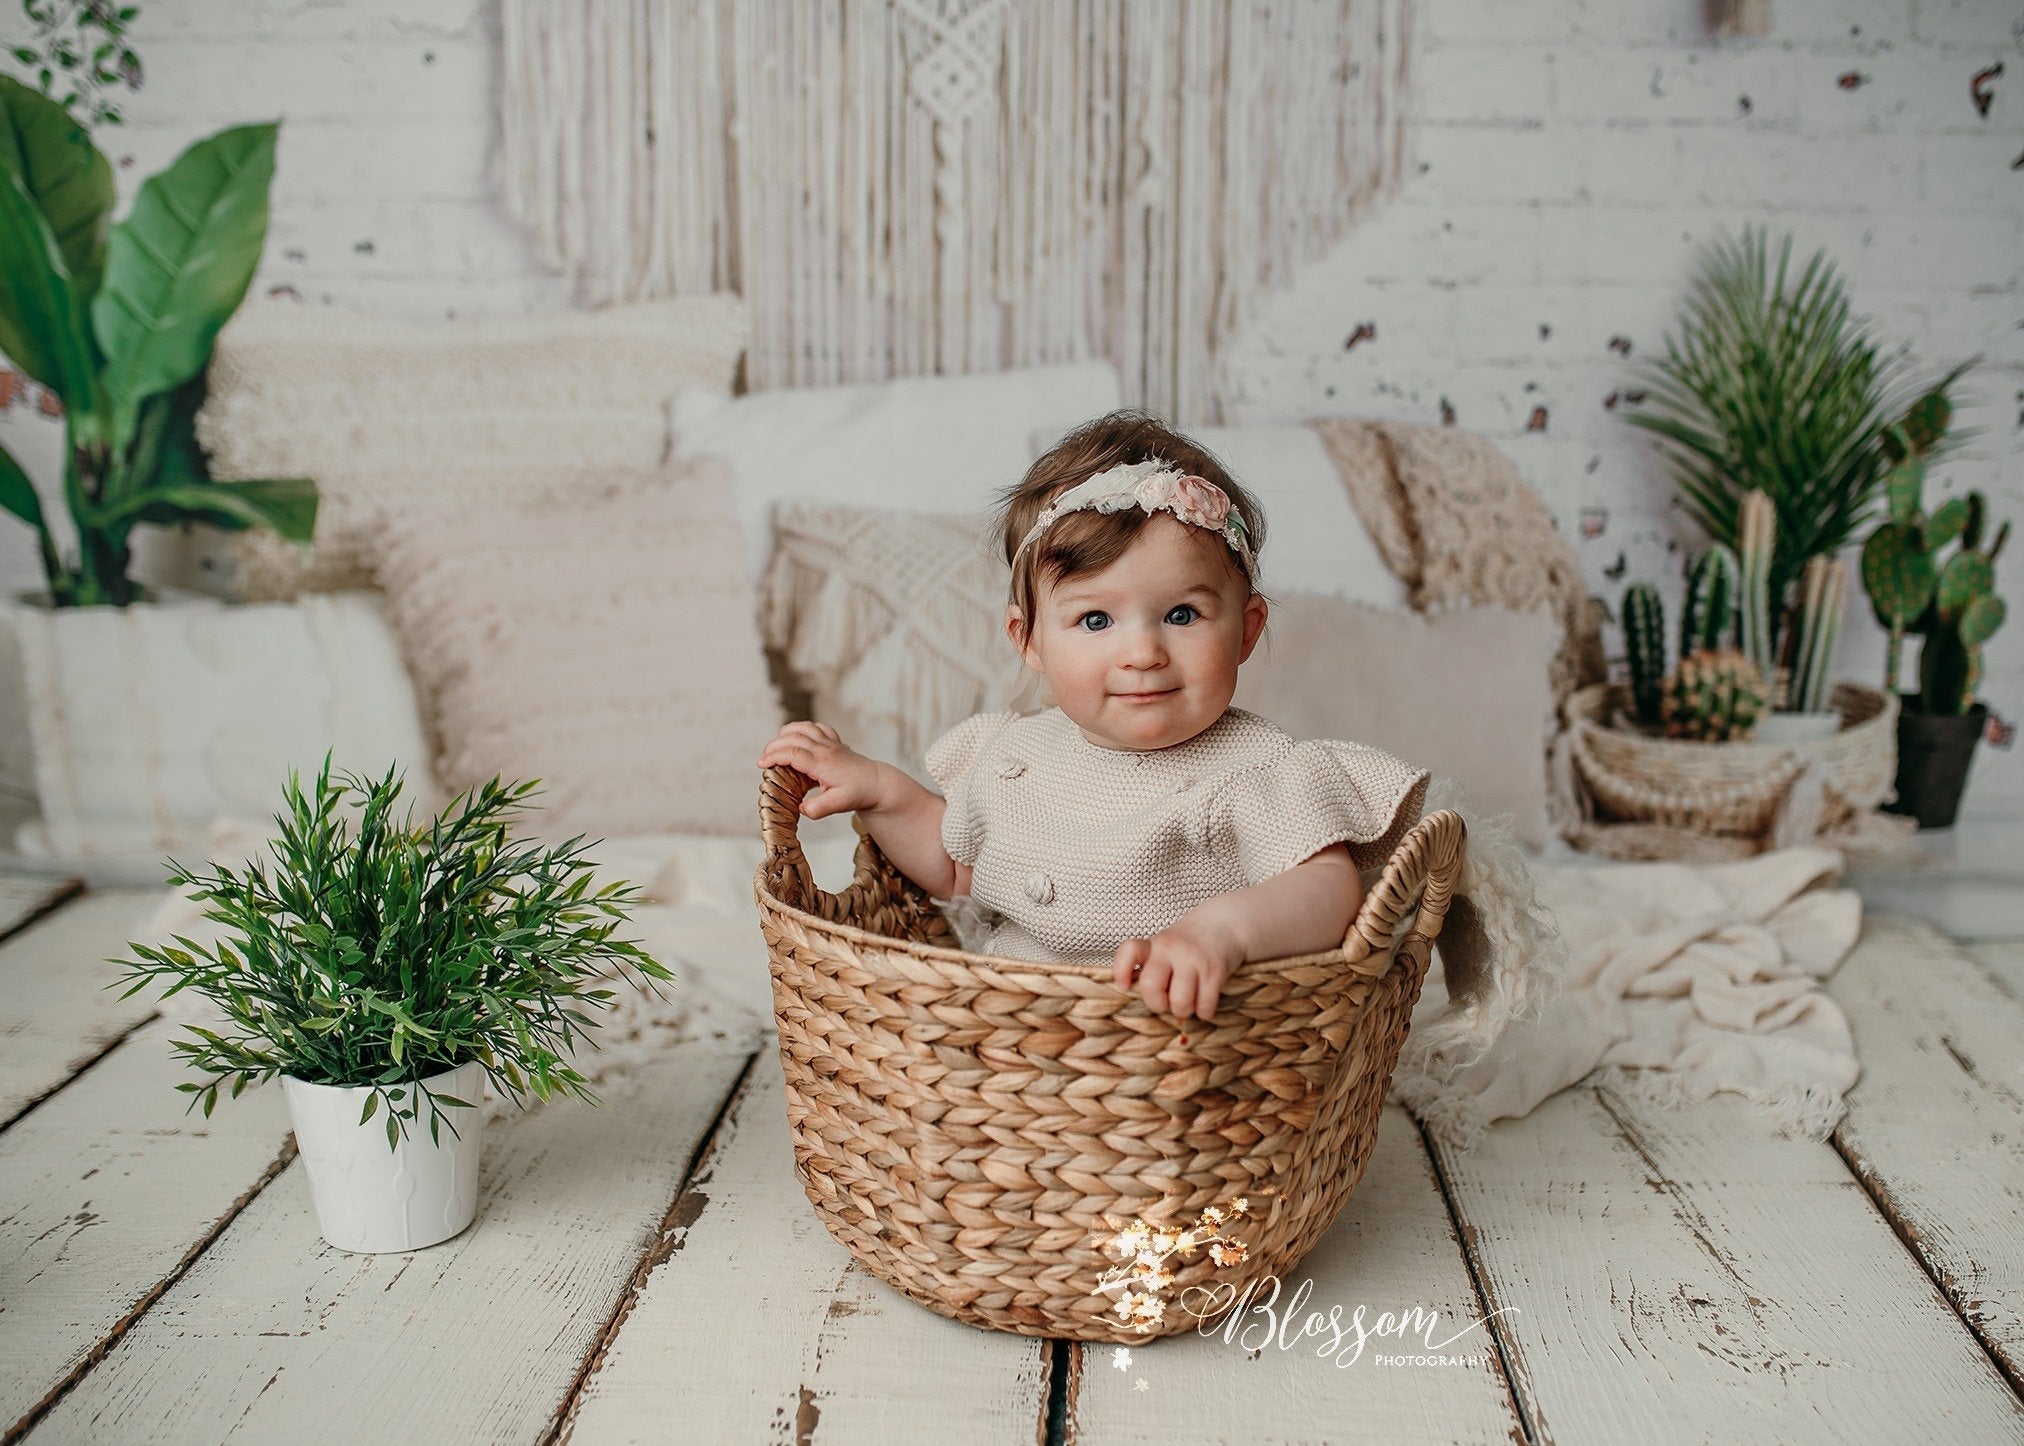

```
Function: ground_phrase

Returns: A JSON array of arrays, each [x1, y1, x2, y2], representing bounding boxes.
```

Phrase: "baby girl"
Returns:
[[757, 410, 1429, 1023]]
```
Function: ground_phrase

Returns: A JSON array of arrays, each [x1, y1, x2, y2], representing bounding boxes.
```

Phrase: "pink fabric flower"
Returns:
[[1173, 474, 1230, 528]]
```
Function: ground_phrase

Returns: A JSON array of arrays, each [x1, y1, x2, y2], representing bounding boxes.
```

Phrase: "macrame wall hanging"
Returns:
[[499, 0, 1416, 425]]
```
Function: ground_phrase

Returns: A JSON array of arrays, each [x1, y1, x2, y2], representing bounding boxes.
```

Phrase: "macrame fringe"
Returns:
[[497, 0, 1418, 423]]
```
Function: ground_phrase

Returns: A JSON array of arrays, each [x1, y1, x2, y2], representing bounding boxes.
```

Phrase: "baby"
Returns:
[[758, 410, 1429, 1023]]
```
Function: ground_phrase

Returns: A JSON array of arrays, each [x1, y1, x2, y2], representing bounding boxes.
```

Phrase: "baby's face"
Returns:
[[1010, 513, 1268, 751]]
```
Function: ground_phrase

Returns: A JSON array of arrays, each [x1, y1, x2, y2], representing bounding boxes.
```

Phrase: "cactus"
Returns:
[[1623, 583, 1667, 725], [1788, 555, 1848, 714], [1661, 647, 1768, 742], [1859, 420, 2009, 715], [1737, 490, 1778, 691], [1680, 547, 1738, 654]]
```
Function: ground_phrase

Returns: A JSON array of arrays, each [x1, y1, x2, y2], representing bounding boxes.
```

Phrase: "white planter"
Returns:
[[0, 586, 437, 880], [1754, 710, 1843, 745], [282, 1058, 488, 1253]]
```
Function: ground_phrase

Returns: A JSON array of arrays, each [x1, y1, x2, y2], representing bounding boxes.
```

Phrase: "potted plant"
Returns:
[[1860, 414, 2010, 829], [106, 756, 675, 1253], [1623, 223, 1977, 726], [0, 74, 323, 867]]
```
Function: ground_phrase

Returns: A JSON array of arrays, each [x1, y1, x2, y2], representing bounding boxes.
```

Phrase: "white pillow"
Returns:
[[675, 360, 1124, 585], [1025, 422, 1407, 610]]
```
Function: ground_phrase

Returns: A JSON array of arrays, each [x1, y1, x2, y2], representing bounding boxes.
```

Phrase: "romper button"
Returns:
[[997, 759, 1026, 779], [1025, 871, 1055, 905]]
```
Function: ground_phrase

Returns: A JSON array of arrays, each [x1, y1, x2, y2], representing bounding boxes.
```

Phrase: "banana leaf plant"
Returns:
[[0, 74, 313, 607]]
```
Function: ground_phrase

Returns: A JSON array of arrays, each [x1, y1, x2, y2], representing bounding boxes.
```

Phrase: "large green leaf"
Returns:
[[0, 438, 46, 531], [0, 167, 96, 409], [0, 75, 114, 297], [91, 122, 277, 444], [109, 476, 317, 540]]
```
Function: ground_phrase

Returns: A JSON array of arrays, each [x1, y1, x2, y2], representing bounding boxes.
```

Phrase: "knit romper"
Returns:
[[923, 705, 1430, 964]]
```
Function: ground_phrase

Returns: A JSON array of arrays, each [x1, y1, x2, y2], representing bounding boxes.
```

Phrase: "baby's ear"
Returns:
[[1237, 591, 1269, 662]]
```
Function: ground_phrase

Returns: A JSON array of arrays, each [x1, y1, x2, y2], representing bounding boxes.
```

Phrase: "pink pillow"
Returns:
[[373, 457, 784, 839], [1232, 595, 1561, 848]]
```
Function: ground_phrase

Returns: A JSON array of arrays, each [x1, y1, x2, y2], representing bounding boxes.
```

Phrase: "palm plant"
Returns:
[[1624, 223, 1978, 672]]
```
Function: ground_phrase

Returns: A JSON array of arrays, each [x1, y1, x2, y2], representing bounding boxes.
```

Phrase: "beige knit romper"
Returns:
[[923, 705, 1430, 964]]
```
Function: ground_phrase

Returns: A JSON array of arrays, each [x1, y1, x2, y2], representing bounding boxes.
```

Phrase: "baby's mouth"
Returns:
[[1115, 687, 1177, 701]]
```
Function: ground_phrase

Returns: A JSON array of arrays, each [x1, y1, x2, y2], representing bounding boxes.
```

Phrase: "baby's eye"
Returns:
[[1165, 604, 1199, 625], [1077, 610, 1112, 631]]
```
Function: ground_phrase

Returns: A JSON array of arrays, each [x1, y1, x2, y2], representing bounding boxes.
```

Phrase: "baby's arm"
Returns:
[[1190, 843, 1364, 963], [1115, 843, 1363, 1021], [757, 722, 972, 900]]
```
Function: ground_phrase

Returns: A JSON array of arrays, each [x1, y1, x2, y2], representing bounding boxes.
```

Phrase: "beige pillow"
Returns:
[[1232, 596, 1562, 848], [372, 457, 785, 840], [196, 295, 749, 599]]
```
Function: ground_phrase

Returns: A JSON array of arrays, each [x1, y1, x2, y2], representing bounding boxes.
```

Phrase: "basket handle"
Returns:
[[758, 763, 954, 939], [1340, 809, 1467, 978]]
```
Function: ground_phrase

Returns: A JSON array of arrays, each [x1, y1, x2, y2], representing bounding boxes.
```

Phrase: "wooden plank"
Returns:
[[0, 875, 83, 942], [1829, 915, 2024, 1390], [1067, 1102, 1525, 1445], [0, 889, 171, 1125], [23, 1010, 763, 1444], [1431, 1084, 2024, 1445], [1967, 939, 2024, 1004], [1, 1014, 296, 1439], [560, 1059, 1053, 1446]]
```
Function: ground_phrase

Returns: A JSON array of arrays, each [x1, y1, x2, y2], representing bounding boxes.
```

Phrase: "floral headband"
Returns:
[[1012, 460, 1255, 576]]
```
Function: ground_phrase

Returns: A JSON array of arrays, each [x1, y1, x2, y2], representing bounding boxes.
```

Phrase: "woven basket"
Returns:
[[752, 765, 1466, 1342], [1563, 679, 1898, 840]]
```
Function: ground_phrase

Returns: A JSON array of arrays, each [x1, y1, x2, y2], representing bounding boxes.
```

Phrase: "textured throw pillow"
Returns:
[[195, 295, 749, 600], [1027, 421, 1409, 611], [759, 500, 1036, 786], [673, 359, 1124, 585], [372, 457, 785, 840], [1231, 595, 1562, 848]]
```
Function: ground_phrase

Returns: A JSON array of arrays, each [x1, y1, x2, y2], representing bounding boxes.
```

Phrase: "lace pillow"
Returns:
[[373, 457, 785, 840], [759, 500, 1041, 786], [196, 294, 749, 600]]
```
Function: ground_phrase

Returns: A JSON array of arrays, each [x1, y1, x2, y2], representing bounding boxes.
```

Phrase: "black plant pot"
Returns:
[[1885, 696, 1988, 830]]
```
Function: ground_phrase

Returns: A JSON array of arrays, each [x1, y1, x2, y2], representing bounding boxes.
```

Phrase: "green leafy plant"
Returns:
[[1624, 222, 1977, 671], [0, 74, 313, 607], [1859, 416, 2009, 716], [106, 756, 675, 1150], [11, 0, 144, 129]]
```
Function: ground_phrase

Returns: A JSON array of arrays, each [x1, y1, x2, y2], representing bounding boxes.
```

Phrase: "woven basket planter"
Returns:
[[1562, 680, 1898, 841], [752, 765, 1466, 1342]]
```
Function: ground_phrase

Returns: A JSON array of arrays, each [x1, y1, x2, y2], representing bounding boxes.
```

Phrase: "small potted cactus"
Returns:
[[1619, 490, 1845, 744], [1860, 419, 2009, 828]]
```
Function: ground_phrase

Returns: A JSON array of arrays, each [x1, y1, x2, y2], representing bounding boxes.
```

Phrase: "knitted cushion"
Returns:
[[372, 457, 785, 840], [195, 295, 748, 600], [758, 500, 1035, 787]]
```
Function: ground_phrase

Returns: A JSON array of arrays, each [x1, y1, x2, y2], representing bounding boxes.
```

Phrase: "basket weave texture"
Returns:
[[752, 765, 1466, 1342], [1561, 680, 1897, 842]]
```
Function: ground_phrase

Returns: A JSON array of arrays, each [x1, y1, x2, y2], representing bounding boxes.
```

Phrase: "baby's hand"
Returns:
[[758, 722, 888, 819], [1112, 915, 1246, 1023]]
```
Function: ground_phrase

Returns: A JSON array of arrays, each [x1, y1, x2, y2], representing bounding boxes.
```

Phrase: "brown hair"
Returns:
[[998, 409, 1268, 646]]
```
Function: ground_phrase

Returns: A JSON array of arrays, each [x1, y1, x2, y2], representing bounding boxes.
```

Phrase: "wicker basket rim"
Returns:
[[1566, 679, 1893, 754], [750, 866, 1393, 978]]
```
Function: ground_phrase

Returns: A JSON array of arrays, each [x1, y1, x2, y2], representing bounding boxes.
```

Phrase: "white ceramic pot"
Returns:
[[1753, 710, 1842, 745], [282, 1059, 487, 1253]]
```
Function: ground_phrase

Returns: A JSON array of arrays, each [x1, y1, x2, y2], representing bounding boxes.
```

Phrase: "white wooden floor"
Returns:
[[4, 876, 2023, 1446]]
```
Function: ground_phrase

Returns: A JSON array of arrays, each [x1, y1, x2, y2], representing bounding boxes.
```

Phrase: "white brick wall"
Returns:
[[2, 0, 2019, 808]]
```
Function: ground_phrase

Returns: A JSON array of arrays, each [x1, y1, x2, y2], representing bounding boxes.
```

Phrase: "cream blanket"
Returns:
[[1393, 843, 1863, 1151]]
